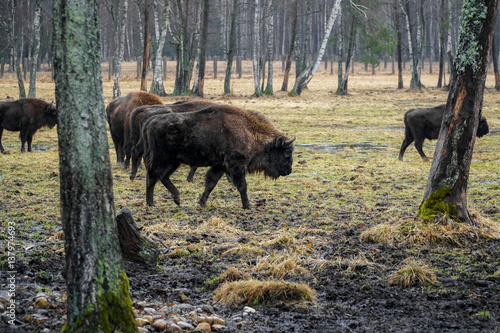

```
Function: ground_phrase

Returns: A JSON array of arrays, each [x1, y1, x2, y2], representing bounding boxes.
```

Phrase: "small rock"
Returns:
[[168, 323, 182, 331], [152, 319, 168, 330], [199, 315, 213, 324], [137, 328, 149, 333], [177, 321, 195, 330], [30, 313, 49, 324], [243, 306, 256, 315], [143, 307, 156, 314], [35, 297, 48, 309], [212, 324, 226, 331], [232, 316, 243, 322], [136, 318, 150, 327], [195, 322, 211, 332], [212, 317, 226, 326]]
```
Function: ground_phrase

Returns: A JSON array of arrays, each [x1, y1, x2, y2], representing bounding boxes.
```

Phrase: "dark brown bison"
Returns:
[[105, 91, 162, 167], [129, 99, 217, 181], [398, 104, 489, 161], [143, 105, 295, 208], [0, 98, 58, 154]]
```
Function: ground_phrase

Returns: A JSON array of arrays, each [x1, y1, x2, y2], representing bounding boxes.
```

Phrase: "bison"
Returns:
[[0, 98, 58, 154], [105, 91, 163, 167], [143, 105, 295, 209], [398, 104, 489, 161], [128, 99, 218, 181]]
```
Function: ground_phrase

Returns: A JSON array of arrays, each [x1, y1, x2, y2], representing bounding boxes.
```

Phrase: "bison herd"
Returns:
[[0, 93, 491, 208]]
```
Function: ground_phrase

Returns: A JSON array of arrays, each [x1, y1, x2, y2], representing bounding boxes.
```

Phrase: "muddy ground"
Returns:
[[1, 70, 500, 332]]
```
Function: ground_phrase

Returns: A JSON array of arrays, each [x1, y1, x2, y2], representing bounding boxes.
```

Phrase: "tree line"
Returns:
[[2, 0, 500, 98]]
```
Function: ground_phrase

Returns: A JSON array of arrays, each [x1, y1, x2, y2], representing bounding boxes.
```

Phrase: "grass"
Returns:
[[388, 258, 438, 288], [0, 61, 499, 308]]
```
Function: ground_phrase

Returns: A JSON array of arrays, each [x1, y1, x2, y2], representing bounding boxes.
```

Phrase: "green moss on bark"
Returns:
[[418, 187, 458, 222], [62, 271, 136, 333]]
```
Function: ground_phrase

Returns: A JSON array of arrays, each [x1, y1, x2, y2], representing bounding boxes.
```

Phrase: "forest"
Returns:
[[1, 0, 500, 332]]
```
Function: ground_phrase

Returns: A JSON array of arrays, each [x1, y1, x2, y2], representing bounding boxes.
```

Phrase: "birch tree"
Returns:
[[28, 0, 41, 98], [224, 0, 238, 95], [150, 0, 170, 96], [280, 0, 298, 92], [52, 0, 136, 331], [113, 0, 129, 98], [252, 0, 262, 96], [290, 0, 341, 96], [263, 0, 274, 95], [402, 0, 423, 89], [141, 0, 151, 91], [419, 0, 498, 226], [192, 0, 209, 97]]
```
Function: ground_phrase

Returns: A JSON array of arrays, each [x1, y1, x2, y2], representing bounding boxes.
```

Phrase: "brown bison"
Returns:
[[143, 105, 295, 208], [0, 98, 58, 154], [398, 104, 489, 161], [128, 99, 217, 181], [105, 91, 162, 167]]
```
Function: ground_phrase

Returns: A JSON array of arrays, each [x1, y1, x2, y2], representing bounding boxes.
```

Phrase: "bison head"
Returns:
[[261, 136, 295, 179], [477, 117, 489, 138], [44, 102, 58, 128]]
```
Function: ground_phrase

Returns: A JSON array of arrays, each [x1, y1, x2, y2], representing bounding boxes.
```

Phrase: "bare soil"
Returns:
[[1, 65, 499, 332]]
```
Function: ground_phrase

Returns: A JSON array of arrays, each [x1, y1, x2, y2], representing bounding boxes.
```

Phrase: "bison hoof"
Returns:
[[173, 198, 180, 206], [422, 157, 429, 162]]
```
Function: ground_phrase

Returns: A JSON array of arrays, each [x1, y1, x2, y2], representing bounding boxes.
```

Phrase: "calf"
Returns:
[[0, 98, 58, 154], [398, 104, 489, 161]]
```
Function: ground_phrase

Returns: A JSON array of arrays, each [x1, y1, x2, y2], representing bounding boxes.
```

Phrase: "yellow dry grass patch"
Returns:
[[222, 244, 267, 257], [388, 258, 438, 288], [214, 279, 316, 306], [219, 267, 251, 284], [360, 212, 500, 247], [255, 253, 307, 279], [194, 215, 242, 239]]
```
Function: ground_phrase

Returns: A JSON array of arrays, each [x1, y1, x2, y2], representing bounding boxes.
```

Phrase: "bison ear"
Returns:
[[275, 135, 296, 147]]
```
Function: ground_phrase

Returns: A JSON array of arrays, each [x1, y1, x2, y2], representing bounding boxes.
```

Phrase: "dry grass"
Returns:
[[219, 267, 252, 284], [213, 279, 316, 306], [255, 253, 307, 279], [361, 212, 500, 247], [388, 258, 438, 288]]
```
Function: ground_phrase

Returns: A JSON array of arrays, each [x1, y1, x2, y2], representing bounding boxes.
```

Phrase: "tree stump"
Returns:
[[116, 208, 159, 267]]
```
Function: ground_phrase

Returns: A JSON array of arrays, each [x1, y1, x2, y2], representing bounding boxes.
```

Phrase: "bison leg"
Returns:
[[129, 141, 144, 180], [146, 171, 160, 206], [186, 166, 198, 182], [0, 128, 5, 154], [27, 133, 33, 152], [199, 166, 225, 208], [398, 130, 414, 161], [231, 172, 251, 209], [110, 130, 124, 164], [19, 129, 29, 153], [160, 176, 180, 205], [414, 138, 429, 162]]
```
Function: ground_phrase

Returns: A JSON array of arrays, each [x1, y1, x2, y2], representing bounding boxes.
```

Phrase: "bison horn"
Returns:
[[285, 136, 296, 145]]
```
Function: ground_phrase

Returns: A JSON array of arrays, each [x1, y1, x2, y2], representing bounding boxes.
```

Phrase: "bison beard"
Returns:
[[398, 104, 489, 161], [143, 105, 295, 209], [0, 98, 58, 154]]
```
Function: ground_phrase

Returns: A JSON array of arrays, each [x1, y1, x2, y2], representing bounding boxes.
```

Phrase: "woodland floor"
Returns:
[[1, 63, 500, 332]]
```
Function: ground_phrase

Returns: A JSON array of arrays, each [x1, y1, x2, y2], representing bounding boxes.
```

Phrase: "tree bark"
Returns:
[[252, 0, 262, 96], [150, 0, 169, 96], [113, 0, 129, 98], [395, 0, 404, 89], [192, 0, 209, 97], [437, 0, 446, 88], [337, 17, 356, 95], [141, 0, 151, 91], [402, 0, 422, 89], [224, 0, 238, 95], [116, 208, 159, 267], [492, 34, 500, 91], [173, 0, 192, 95], [53, 0, 136, 331], [8, 0, 26, 98], [280, 0, 298, 92], [28, 0, 41, 98], [419, 0, 499, 226], [263, 0, 274, 95]]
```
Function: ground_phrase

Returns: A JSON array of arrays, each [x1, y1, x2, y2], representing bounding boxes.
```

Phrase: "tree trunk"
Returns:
[[224, 0, 238, 95], [437, 0, 446, 88], [8, 0, 26, 98], [395, 0, 404, 89], [402, 0, 422, 89], [193, 0, 209, 97], [264, 0, 274, 95], [290, 0, 341, 96], [141, 0, 151, 91], [150, 0, 169, 96], [116, 208, 159, 267], [419, 0, 499, 226], [52, 0, 136, 331], [337, 18, 356, 95], [280, 0, 298, 92], [28, 1, 41, 98], [492, 34, 500, 91], [252, 0, 262, 96], [113, 0, 129, 98], [173, 0, 191, 95]]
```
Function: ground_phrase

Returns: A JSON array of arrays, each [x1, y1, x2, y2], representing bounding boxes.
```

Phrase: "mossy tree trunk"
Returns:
[[419, 0, 499, 226], [53, 0, 136, 332]]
